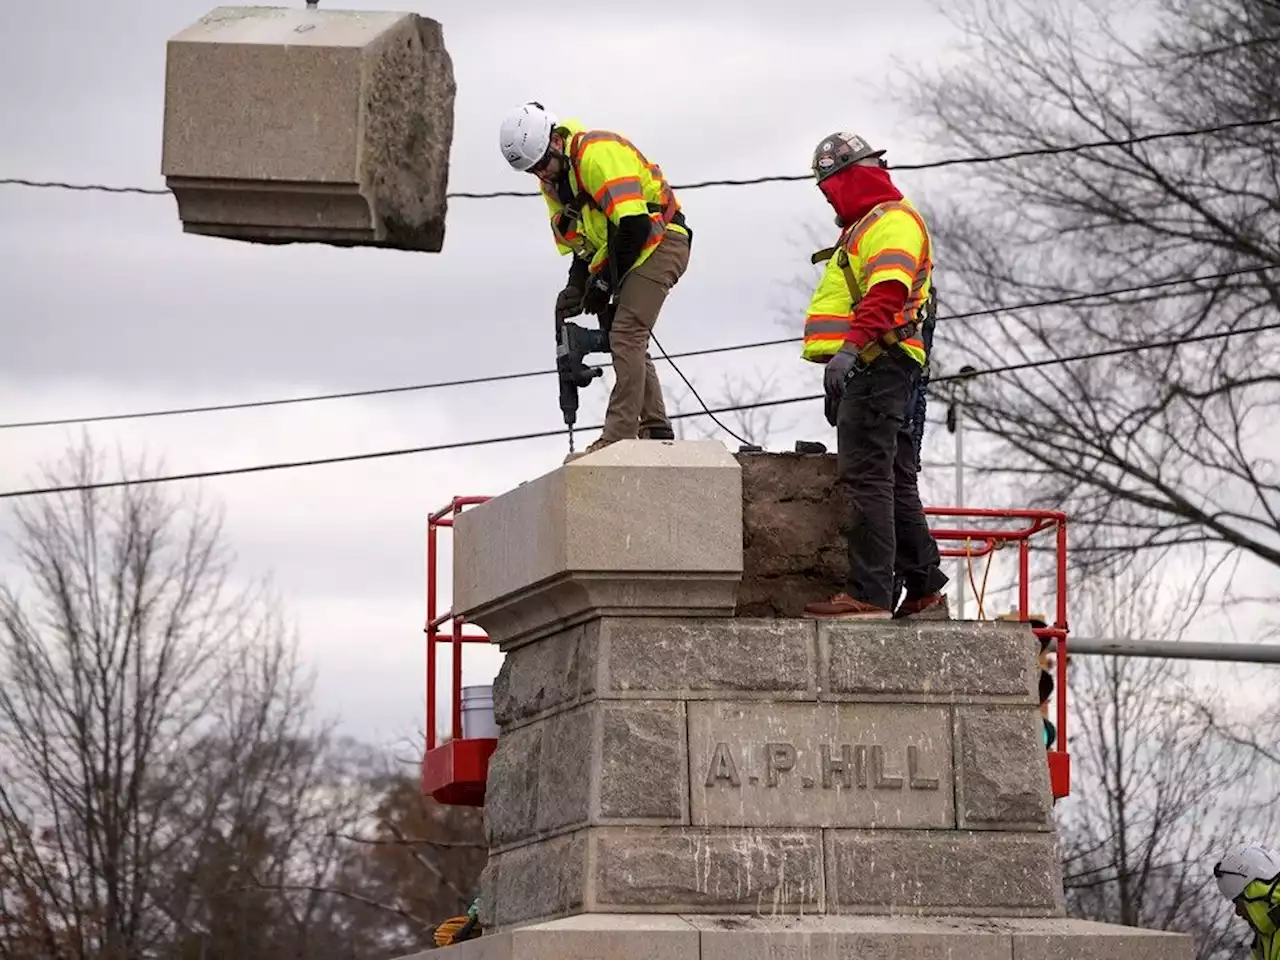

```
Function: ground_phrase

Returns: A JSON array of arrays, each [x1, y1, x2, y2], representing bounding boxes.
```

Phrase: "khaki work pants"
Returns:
[[601, 229, 691, 442]]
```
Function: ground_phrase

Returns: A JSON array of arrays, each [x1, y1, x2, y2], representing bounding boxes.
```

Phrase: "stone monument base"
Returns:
[[162, 6, 455, 250], [402, 913, 1188, 959]]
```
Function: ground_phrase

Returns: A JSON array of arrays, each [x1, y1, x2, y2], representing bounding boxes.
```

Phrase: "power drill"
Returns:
[[555, 309, 611, 452]]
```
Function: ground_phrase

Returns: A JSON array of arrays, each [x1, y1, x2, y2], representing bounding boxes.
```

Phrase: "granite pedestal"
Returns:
[[414, 440, 1192, 958], [161, 5, 454, 250]]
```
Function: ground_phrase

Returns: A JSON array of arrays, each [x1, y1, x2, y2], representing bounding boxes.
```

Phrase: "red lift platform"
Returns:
[[422, 497, 1071, 807], [420, 497, 496, 807], [924, 507, 1072, 803]]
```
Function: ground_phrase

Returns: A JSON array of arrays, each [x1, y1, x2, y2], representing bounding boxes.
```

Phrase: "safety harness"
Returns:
[[810, 200, 934, 368], [549, 131, 687, 278]]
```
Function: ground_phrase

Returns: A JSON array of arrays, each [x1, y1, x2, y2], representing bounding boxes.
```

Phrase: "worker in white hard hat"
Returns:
[[797, 131, 949, 620], [1215, 842, 1280, 959], [499, 102, 692, 458]]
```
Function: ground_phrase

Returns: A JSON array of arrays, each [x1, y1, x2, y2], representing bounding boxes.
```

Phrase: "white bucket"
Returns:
[[460, 684, 499, 740]]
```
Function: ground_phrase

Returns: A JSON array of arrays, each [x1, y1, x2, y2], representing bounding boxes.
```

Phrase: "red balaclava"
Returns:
[[817, 163, 909, 350], [819, 163, 902, 228]]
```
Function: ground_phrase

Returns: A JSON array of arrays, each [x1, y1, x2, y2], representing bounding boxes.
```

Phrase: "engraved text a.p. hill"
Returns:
[[704, 740, 941, 791]]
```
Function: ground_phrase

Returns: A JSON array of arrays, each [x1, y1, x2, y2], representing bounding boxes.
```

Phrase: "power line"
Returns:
[[2, 316, 1276, 501], [4, 117, 1278, 200], [650, 331, 750, 447], [3, 264, 1271, 432]]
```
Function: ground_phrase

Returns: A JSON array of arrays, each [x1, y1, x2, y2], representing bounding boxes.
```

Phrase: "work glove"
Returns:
[[555, 284, 584, 321], [581, 276, 612, 316], [822, 347, 861, 427]]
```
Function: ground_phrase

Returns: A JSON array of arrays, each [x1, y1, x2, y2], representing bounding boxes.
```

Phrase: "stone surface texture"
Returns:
[[736, 451, 849, 617], [391, 914, 1193, 960], [821, 620, 1040, 701], [479, 616, 1063, 929], [591, 828, 823, 912], [955, 706, 1056, 830], [162, 6, 454, 250], [825, 830, 1064, 916], [687, 701, 955, 829], [453, 441, 743, 649]]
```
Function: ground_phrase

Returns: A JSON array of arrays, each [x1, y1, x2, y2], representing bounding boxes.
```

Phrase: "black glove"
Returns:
[[822, 348, 860, 427], [555, 284, 584, 321], [581, 276, 612, 316]]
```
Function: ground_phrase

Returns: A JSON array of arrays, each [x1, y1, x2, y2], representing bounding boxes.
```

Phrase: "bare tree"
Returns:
[[324, 772, 487, 957], [1056, 559, 1280, 959], [892, 0, 1280, 602], [0, 439, 369, 959]]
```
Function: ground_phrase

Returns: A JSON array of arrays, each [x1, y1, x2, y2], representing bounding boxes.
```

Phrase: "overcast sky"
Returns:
[[1, 0, 1270, 751]]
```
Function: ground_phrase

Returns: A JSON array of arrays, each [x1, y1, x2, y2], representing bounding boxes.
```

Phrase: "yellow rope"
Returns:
[[962, 537, 999, 620]]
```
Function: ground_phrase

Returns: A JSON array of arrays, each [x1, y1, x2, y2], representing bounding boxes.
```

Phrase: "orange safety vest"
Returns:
[[540, 123, 687, 282], [802, 198, 933, 367]]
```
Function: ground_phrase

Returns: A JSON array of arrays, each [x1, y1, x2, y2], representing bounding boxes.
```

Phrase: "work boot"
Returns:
[[563, 437, 615, 465], [802, 593, 893, 619], [893, 593, 951, 620], [643, 425, 675, 440]]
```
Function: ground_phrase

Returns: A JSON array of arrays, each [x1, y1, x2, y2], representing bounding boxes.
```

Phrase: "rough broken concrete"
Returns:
[[736, 450, 850, 617], [162, 6, 454, 250]]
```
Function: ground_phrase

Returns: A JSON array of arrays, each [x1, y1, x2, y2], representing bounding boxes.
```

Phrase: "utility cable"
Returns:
[[4, 117, 1278, 199], [649, 332, 750, 446], [1, 316, 1276, 500], [3, 264, 1271, 432]]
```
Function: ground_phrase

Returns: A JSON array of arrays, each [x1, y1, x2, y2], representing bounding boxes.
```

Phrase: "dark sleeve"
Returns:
[[566, 256, 589, 290], [609, 214, 652, 284]]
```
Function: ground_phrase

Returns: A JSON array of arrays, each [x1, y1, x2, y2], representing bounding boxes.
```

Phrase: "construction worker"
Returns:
[[1215, 842, 1280, 960], [499, 102, 692, 458], [798, 132, 950, 620]]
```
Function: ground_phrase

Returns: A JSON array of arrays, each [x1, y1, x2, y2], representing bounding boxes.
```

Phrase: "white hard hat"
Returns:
[[1214, 843, 1280, 901], [499, 101, 558, 172]]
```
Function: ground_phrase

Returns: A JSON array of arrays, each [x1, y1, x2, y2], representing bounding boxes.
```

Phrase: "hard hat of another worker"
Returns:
[[811, 131, 886, 183], [1214, 843, 1280, 901], [499, 101, 559, 172]]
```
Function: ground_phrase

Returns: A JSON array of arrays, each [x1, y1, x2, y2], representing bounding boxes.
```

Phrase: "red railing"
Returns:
[[924, 506, 1070, 799], [424, 497, 492, 753], [423, 497, 1071, 803]]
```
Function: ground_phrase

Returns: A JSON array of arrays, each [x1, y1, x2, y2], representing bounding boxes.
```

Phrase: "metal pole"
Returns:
[[1049, 637, 1280, 664], [954, 398, 966, 620], [947, 365, 977, 620]]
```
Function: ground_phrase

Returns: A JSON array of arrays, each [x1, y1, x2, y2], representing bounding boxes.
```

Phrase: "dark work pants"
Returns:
[[836, 350, 949, 610]]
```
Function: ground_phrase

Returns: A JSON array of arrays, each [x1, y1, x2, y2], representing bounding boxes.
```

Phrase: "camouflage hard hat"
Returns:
[[811, 131, 886, 182]]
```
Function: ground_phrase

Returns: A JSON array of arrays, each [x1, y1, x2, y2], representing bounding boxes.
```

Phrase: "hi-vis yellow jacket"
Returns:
[[540, 118, 689, 282], [1241, 877, 1280, 960], [802, 198, 933, 367]]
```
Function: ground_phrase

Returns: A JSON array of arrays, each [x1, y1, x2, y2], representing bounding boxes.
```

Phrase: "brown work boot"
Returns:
[[803, 592, 893, 619], [894, 593, 951, 620], [563, 437, 615, 464]]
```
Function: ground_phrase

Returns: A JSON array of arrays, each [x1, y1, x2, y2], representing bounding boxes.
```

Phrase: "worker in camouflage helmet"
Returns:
[[799, 131, 949, 620], [1215, 842, 1280, 960]]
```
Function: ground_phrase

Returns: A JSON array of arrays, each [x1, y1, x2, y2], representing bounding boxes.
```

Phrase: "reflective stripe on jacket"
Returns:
[[539, 120, 688, 281], [802, 198, 932, 366]]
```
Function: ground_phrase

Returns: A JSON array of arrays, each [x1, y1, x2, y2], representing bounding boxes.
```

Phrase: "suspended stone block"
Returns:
[[161, 5, 455, 250]]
